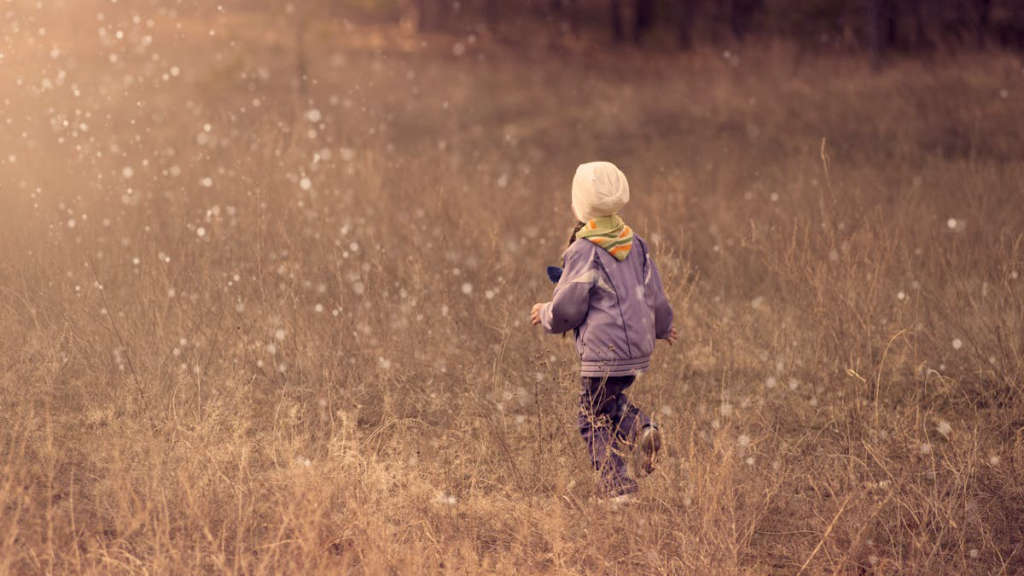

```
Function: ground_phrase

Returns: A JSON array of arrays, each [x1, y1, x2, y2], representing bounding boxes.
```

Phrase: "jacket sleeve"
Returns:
[[647, 252, 674, 340], [540, 244, 593, 334]]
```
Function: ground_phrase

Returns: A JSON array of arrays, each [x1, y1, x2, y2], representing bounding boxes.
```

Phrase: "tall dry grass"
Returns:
[[1, 1, 1023, 574]]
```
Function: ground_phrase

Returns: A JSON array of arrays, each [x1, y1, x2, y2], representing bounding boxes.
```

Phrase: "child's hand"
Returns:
[[664, 327, 678, 345], [530, 303, 546, 326]]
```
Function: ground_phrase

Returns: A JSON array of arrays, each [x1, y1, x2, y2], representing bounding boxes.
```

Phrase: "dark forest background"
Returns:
[[301, 0, 1024, 61]]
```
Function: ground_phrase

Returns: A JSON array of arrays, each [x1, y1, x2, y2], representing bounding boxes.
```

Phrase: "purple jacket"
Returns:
[[540, 234, 673, 377]]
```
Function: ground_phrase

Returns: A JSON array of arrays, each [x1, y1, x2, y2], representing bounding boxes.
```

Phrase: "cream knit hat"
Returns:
[[571, 161, 630, 222]]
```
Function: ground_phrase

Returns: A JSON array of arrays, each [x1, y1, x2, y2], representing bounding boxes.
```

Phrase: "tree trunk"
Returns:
[[906, 0, 932, 52], [976, 0, 991, 48], [610, 0, 625, 42], [730, 0, 761, 41], [635, 0, 655, 44], [676, 0, 697, 50], [869, 0, 896, 64], [416, 0, 428, 31], [485, 0, 499, 32]]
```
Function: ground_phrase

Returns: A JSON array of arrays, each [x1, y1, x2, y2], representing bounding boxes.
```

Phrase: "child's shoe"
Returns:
[[636, 425, 661, 475], [597, 478, 639, 506], [606, 493, 638, 507]]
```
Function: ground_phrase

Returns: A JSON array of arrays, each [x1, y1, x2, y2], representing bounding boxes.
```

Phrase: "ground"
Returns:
[[1, 2, 1023, 574]]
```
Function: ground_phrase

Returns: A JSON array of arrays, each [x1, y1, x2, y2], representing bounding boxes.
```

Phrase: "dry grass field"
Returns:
[[2, 1, 1024, 574]]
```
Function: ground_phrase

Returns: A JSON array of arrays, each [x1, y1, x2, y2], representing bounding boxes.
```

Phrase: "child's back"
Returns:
[[542, 229, 673, 378]]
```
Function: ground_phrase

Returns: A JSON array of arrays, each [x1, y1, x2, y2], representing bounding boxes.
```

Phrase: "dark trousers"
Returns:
[[579, 375, 651, 495]]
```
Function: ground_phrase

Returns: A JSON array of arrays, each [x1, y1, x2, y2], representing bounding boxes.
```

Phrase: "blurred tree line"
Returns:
[[392, 0, 1024, 57]]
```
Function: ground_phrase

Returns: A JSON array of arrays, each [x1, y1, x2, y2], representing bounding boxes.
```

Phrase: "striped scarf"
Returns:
[[575, 215, 634, 261]]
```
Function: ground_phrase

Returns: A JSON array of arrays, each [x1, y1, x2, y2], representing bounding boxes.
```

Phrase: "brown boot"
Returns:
[[636, 425, 661, 475]]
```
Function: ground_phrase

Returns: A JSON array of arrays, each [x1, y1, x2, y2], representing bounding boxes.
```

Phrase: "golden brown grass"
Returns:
[[2, 2, 1023, 574]]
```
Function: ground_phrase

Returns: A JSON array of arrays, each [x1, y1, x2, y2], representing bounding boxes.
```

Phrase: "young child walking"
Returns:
[[531, 161, 676, 499]]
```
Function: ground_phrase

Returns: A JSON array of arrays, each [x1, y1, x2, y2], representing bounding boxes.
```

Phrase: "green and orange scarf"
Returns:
[[575, 215, 634, 261]]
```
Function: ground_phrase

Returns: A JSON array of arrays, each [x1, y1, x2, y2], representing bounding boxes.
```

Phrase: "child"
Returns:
[[531, 161, 676, 499]]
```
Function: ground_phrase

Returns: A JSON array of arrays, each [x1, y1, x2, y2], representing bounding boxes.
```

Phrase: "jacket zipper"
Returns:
[[595, 255, 632, 358]]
